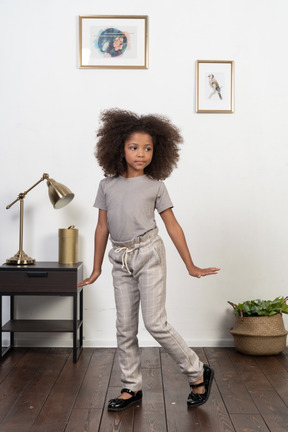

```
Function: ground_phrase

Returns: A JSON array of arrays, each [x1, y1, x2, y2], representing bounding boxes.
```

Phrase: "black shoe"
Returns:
[[187, 364, 214, 408], [108, 388, 143, 412]]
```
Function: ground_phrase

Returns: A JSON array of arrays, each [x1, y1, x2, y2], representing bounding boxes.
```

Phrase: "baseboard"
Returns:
[[7, 334, 235, 348]]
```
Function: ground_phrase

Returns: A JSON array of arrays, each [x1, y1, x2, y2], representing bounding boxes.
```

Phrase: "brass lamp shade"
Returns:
[[6, 173, 74, 265], [47, 178, 74, 209]]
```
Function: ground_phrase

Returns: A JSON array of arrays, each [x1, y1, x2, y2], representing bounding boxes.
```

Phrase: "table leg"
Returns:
[[10, 296, 14, 347], [79, 289, 83, 352], [0, 296, 2, 358], [73, 294, 77, 363], [0, 296, 14, 360]]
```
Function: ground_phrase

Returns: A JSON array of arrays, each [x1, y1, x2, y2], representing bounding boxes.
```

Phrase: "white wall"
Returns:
[[1, 0, 288, 348]]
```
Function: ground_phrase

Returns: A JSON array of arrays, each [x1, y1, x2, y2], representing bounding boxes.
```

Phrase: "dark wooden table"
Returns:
[[0, 261, 83, 363]]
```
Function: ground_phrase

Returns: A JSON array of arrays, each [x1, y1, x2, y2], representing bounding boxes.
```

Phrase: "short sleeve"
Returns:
[[94, 180, 107, 210], [155, 182, 173, 214]]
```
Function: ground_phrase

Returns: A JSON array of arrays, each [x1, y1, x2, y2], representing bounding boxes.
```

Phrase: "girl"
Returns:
[[78, 108, 220, 411]]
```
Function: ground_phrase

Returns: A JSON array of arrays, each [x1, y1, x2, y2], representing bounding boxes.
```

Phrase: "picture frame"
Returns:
[[79, 15, 149, 69], [196, 60, 234, 113]]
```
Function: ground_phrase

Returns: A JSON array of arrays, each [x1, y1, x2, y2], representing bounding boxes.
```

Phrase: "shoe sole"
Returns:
[[108, 398, 142, 412]]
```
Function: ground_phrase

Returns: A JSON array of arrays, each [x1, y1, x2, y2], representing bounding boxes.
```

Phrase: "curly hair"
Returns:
[[95, 108, 183, 180]]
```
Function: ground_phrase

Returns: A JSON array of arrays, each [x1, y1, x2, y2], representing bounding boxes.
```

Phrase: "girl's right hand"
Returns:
[[188, 266, 220, 278], [77, 270, 101, 287]]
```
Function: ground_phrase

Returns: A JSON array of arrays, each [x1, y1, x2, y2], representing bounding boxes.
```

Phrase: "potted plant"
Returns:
[[228, 296, 288, 355]]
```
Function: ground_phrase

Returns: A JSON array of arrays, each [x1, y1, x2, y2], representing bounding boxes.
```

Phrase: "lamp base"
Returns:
[[6, 250, 35, 265]]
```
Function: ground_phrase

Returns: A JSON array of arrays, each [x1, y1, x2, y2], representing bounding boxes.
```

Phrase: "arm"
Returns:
[[160, 208, 220, 278], [77, 209, 109, 287]]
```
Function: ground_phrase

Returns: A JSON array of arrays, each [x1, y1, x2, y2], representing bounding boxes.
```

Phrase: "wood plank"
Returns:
[[29, 349, 93, 432], [230, 414, 270, 432], [74, 348, 115, 409], [196, 348, 236, 432], [0, 349, 49, 423], [101, 347, 165, 431], [161, 350, 202, 432], [276, 348, 288, 372], [0, 349, 70, 431], [65, 408, 102, 432], [100, 347, 158, 431], [99, 372, 165, 432], [0, 347, 287, 432], [256, 355, 288, 406], [228, 350, 288, 432], [204, 347, 258, 414], [99, 386, 135, 432], [133, 367, 167, 432], [0, 348, 27, 383]]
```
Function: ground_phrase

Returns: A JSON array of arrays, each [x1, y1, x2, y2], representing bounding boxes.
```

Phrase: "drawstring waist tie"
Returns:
[[114, 246, 134, 274], [111, 228, 159, 274]]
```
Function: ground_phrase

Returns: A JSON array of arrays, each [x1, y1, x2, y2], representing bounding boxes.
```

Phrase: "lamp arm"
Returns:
[[6, 173, 50, 210]]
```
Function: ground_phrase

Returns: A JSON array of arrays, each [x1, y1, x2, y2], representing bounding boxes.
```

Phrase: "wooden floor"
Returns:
[[0, 347, 288, 432]]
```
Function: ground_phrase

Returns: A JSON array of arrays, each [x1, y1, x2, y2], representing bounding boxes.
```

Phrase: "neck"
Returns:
[[122, 170, 145, 178]]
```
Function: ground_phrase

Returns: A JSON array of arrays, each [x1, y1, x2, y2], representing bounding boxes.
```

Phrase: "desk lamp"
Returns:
[[6, 173, 74, 265]]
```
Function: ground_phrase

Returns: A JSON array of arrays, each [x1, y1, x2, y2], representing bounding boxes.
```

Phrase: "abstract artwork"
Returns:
[[79, 16, 148, 69]]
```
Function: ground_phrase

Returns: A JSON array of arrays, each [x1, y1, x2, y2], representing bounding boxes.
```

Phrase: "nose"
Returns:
[[137, 148, 144, 157]]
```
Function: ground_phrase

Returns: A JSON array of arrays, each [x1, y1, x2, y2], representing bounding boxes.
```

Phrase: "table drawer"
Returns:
[[0, 270, 78, 293]]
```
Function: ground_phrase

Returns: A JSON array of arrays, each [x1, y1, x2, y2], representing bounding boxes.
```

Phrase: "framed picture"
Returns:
[[79, 15, 148, 69], [196, 60, 234, 113]]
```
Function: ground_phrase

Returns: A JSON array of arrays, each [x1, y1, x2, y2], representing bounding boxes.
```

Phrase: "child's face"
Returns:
[[123, 132, 153, 177]]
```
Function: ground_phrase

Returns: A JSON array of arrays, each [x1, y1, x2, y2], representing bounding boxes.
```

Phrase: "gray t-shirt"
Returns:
[[94, 175, 173, 242]]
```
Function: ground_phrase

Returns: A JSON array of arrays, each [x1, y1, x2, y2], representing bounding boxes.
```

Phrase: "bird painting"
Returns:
[[208, 74, 222, 100]]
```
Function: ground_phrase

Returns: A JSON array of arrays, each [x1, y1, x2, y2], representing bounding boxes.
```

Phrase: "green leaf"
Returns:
[[229, 296, 288, 316]]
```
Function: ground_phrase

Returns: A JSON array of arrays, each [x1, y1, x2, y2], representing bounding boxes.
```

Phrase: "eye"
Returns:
[[145, 147, 153, 152]]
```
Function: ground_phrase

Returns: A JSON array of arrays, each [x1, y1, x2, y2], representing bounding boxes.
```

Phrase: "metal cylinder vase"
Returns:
[[58, 226, 78, 264]]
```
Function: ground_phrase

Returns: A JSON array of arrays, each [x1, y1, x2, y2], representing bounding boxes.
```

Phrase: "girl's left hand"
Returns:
[[189, 266, 220, 278]]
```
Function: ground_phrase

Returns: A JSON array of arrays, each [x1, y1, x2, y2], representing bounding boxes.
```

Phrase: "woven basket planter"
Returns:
[[230, 314, 288, 356]]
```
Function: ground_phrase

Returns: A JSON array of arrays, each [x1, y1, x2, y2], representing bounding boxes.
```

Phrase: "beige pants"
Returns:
[[109, 228, 203, 392]]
